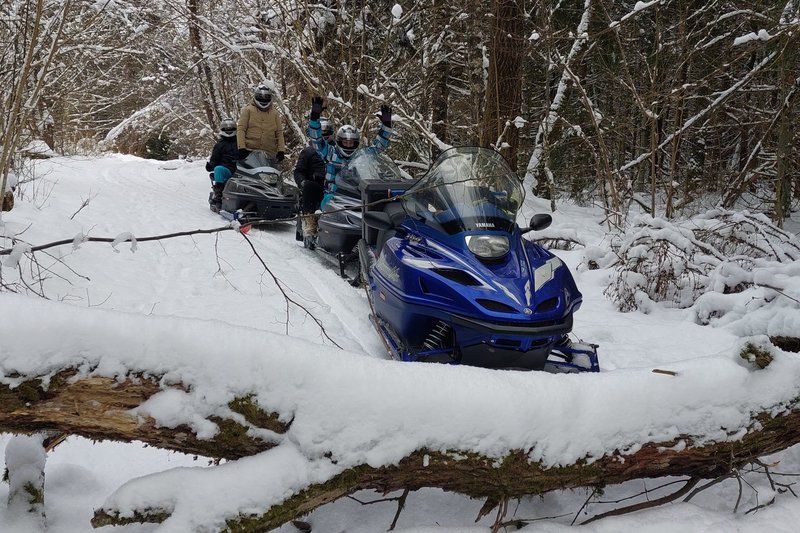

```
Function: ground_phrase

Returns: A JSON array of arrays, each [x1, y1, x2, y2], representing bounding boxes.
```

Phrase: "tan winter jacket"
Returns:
[[237, 103, 286, 157]]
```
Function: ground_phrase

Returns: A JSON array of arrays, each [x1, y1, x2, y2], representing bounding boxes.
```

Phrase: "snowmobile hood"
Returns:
[[369, 147, 582, 322], [378, 226, 582, 322]]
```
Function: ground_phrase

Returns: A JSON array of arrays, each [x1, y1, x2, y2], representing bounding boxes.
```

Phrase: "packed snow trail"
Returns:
[[5, 155, 384, 356]]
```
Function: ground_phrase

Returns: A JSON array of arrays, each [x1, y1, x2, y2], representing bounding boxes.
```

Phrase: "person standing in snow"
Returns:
[[303, 96, 393, 249], [237, 85, 286, 164], [205, 117, 239, 212], [293, 117, 334, 240]]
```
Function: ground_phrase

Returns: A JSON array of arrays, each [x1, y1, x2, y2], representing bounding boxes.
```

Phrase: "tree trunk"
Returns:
[[1, 370, 799, 531], [429, 0, 451, 160], [773, 34, 796, 226], [91, 404, 800, 531], [187, 0, 218, 128], [480, 0, 524, 166], [5, 434, 47, 527]]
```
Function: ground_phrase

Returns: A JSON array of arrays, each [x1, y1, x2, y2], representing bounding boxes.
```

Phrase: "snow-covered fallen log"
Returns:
[[2, 293, 800, 530]]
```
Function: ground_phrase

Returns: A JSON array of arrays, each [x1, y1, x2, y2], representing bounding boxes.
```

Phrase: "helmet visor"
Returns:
[[340, 138, 357, 149]]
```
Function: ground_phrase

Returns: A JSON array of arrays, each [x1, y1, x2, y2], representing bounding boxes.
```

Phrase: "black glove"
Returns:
[[380, 104, 393, 128], [205, 161, 213, 172], [310, 96, 325, 121], [237, 148, 250, 160], [276, 151, 285, 162]]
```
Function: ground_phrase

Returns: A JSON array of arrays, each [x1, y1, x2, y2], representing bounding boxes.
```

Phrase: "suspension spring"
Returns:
[[422, 321, 451, 350]]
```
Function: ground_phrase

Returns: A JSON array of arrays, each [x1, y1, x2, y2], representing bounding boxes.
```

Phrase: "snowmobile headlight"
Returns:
[[534, 257, 563, 291], [257, 172, 278, 185], [466, 235, 509, 259]]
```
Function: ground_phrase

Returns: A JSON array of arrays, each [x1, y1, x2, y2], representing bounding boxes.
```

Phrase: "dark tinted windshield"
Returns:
[[404, 147, 523, 235], [241, 150, 277, 169], [336, 148, 406, 196]]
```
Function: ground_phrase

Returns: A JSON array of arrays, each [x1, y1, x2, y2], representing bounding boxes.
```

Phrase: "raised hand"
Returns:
[[310, 96, 325, 121], [380, 104, 393, 128]]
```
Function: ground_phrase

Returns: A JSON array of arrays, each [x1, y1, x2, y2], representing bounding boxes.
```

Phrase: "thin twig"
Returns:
[[734, 471, 744, 513], [239, 231, 341, 348], [0, 225, 236, 256], [490, 497, 509, 533], [684, 472, 735, 502], [388, 488, 409, 531], [581, 477, 700, 525], [69, 196, 92, 220], [571, 487, 598, 526]]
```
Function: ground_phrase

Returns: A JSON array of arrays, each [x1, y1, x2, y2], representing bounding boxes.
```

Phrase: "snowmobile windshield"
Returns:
[[404, 147, 523, 235], [335, 148, 405, 197], [241, 150, 277, 169], [239, 150, 280, 185]]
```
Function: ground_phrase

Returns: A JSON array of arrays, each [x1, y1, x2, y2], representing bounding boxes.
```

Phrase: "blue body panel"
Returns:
[[365, 223, 593, 370]]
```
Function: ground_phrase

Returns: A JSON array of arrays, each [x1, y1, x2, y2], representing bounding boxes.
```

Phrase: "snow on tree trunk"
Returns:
[[5, 434, 47, 527]]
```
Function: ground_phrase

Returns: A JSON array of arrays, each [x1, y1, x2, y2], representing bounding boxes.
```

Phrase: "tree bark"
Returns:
[[428, 0, 451, 160], [480, 0, 524, 166], [0, 370, 286, 460], [187, 0, 219, 128]]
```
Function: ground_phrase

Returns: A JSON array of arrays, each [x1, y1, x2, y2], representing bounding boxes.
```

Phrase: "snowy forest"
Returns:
[[2, 0, 798, 220], [2, 1, 800, 532]]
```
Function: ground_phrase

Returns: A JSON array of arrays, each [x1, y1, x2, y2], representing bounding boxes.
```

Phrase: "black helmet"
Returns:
[[254, 86, 273, 109], [335, 125, 360, 157], [219, 117, 236, 138], [320, 118, 334, 141]]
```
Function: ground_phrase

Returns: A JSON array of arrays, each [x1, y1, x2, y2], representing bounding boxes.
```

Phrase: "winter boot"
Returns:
[[209, 183, 224, 213], [2, 190, 13, 212], [301, 214, 318, 250]]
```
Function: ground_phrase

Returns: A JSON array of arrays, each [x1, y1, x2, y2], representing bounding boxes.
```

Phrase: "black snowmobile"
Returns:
[[219, 150, 298, 223], [296, 148, 412, 280]]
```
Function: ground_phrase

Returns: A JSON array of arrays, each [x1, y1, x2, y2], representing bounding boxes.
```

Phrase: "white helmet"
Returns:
[[335, 125, 360, 158], [219, 117, 236, 138]]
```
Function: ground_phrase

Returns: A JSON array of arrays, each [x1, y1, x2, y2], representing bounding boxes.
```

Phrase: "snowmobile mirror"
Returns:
[[363, 210, 394, 230], [522, 213, 552, 234]]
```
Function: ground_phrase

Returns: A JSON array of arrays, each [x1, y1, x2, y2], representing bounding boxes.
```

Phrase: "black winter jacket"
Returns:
[[293, 143, 326, 187], [208, 136, 239, 174]]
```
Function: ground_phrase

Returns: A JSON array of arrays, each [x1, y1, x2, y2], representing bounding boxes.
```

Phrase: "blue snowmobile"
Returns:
[[357, 146, 599, 372]]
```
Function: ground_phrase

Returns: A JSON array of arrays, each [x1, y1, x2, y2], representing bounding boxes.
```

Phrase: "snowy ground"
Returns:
[[1, 154, 799, 532]]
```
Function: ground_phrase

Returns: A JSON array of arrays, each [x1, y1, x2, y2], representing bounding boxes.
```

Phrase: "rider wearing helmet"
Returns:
[[333, 125, 360, 158], [237, 84, 286, 164], [205, 117, 239, 212], [302, 96, 392, 248]]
